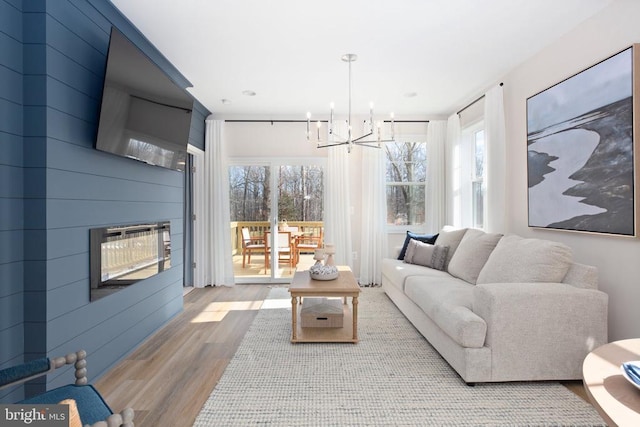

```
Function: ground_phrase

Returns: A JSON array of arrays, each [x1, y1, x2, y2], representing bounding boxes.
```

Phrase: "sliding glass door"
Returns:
[[229, 158, 324, 283]]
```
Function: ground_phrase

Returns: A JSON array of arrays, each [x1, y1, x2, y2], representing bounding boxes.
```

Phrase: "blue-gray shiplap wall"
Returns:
[[0, 0, 26, 403], [0, 0, 208, 400]]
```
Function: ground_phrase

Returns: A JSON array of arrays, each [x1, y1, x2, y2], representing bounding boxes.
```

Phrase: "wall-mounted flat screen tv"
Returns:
[[95, 27, 194, 172]]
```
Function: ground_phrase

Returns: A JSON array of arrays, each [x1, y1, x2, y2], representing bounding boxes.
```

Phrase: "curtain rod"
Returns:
[[224, 119, 429, 124], [456, 82, 504, 116]]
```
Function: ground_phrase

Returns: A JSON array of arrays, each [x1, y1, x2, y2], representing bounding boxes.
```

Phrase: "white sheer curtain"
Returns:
[[484, 86, 507, 233], [359, 146, 387, 285], [445, 114, 462, 228], [324, 138, 353, 267], [193, 118, 234, 287], [425, 120, 447, 233]]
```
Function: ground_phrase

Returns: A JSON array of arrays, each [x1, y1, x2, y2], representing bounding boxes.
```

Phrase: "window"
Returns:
[[384, 141, 427, 227], [471, 129, 485, 229], [229, 165, 271, 221], [228, 164, 324, 223], [460, 122, 486, 229]]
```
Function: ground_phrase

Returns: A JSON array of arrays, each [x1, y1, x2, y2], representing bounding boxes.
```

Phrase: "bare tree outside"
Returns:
[[229, 165, 323, 222], [229, 165, 271, 221], [385, 142, 427, 226], [278, 165, 323, 222]]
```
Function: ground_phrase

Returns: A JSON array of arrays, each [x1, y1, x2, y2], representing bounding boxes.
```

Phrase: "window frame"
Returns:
[[471, 126, 485, 229], [383, 138, 428, 233], [460, 121, 486, 229]]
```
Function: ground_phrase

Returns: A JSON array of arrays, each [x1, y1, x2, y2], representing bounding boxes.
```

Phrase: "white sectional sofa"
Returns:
[[382, 226, 609, 384]]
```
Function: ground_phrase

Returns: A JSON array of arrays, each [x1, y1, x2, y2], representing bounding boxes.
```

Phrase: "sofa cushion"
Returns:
[[404, 276, 487, 348], [382, 258, 452, 292], [403, 239, 449, 271], [434, 226, 468, 270], [562, 262, 598, 290], [448, 229, 502, 284], [397, 231, 438, 260], [476, 234, 573, 284]]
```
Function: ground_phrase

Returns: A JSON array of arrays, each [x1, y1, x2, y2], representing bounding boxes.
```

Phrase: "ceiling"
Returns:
[[109, 0, 613, 119]]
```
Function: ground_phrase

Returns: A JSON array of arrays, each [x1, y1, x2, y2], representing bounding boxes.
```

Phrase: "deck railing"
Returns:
[[230, 221, 324, 254]]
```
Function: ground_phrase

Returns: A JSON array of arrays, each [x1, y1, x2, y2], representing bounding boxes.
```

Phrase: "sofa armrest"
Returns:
[[473, 282, 608, 380]]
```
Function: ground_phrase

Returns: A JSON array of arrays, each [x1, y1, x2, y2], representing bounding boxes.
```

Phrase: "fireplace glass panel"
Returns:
[[90, 222, 171, 301]]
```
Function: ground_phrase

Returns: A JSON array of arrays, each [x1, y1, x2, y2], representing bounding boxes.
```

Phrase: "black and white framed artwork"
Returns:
[[527, 46, 639, 237]]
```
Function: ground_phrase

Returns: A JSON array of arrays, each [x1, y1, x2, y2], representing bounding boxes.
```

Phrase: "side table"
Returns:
[[288, 267, 360, 343], [583, 339, 640, 426]]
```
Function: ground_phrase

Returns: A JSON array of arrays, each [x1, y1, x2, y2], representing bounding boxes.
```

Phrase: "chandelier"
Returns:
[[306, 53, 395, 152]]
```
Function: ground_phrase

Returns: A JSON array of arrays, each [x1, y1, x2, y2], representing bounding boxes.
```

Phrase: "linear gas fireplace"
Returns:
[[90, 221, 171, 301]]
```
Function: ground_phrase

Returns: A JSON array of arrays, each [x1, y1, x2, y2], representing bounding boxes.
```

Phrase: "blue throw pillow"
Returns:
[[397, 231, 439, 260]]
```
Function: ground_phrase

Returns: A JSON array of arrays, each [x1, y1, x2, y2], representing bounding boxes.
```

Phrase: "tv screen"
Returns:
[[95, 28, 194, 172]]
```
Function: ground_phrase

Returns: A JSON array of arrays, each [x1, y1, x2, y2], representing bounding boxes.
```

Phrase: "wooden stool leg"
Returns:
[[352, 296, 359, 342]]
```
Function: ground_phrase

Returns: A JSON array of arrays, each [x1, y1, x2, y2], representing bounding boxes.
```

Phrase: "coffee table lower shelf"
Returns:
[[292, 302, 357, 343]]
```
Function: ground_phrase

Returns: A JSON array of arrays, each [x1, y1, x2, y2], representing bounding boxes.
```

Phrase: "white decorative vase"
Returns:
[[324, 244, 335, 267], [313, 249, 325, 267], [309, 264, 339, 280]]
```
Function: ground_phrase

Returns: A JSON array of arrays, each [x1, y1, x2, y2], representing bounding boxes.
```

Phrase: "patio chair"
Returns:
[[264, 231, 294, 270], [0, 350, 134, 427], [294, 228, 323, 265], [241, 227, 265, 268]]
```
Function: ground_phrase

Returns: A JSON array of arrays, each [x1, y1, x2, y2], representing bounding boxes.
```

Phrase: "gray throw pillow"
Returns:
[[476, 234, 573, 284], [403, 239, 449, 271], [434, 226, 468, 270], [447, 229, 502, 284]]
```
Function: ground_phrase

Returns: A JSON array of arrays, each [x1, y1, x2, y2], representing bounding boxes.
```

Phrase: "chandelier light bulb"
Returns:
[[369, 102, 374, 132], [305, 54, 395, 150]]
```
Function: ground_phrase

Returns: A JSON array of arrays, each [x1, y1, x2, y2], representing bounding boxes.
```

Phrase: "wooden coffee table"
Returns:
[[288, 267, 361, 343], [583, 339, 640, 426]]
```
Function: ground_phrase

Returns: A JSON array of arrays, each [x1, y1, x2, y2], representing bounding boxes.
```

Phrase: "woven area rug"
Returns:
[[194, 287, 605, 426]]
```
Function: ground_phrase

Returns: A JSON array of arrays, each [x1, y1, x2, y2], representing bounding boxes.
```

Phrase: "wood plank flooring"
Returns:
[[94, 284, 270, 427], [94, 284, 590, 427]]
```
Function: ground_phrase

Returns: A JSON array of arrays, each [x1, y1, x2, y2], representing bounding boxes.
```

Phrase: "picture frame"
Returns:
[[526, 45, 640, 237]]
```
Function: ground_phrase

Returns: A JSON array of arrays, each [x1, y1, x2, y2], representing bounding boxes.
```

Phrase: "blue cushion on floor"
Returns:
[[0, 358, 50, 387], [20, 384, 113, 425]]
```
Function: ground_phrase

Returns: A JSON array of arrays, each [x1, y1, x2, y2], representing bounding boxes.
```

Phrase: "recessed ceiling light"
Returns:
[[242, 90, 256, 97], [404, 92, 418, 98], [221, 99, 231, 104]]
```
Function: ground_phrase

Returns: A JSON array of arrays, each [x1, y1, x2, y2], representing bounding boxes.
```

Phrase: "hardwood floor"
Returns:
[[94, 284, 270, 427], [94, 284, 591, 427]]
